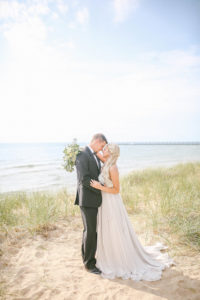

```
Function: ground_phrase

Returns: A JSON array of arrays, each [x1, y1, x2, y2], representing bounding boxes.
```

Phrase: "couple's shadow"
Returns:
[[103, 266, 200, 300]]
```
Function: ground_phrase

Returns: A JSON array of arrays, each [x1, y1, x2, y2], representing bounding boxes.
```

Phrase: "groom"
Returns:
[[74, 133, 108, 274]]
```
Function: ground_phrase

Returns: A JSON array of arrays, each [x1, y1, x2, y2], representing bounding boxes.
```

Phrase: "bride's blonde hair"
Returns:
[[100, 143, 120, 187]]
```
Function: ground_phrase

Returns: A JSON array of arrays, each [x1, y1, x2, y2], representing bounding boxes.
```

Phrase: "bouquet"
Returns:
[[63, 139, 83, 172]]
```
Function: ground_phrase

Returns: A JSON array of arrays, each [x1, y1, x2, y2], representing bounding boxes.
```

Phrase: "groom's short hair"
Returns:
[[91, 133, 108, 144]]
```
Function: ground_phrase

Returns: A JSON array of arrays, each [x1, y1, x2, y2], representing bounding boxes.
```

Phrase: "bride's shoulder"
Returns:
[[109, 164, 119, 173]]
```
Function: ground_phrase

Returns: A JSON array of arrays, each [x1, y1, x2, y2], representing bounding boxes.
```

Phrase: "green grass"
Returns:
[[0, 162, 199, 251], [120, 162, 200, 251], [0, 188, 79, 235]]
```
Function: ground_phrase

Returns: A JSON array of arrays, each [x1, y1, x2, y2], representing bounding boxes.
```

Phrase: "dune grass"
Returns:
[[0, 189, 79, 235], [0, 162, 199, 251], [120, 162, 200, 252]]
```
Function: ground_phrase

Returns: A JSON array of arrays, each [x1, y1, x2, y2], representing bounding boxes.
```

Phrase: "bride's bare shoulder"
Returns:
[[109, 164, 119, 173]]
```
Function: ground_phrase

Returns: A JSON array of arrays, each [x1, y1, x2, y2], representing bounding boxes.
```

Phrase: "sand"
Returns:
[[0, 216, 200, 300]]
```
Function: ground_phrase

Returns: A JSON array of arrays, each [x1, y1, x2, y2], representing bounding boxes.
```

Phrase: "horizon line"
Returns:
[[0, 141, 200, 145]]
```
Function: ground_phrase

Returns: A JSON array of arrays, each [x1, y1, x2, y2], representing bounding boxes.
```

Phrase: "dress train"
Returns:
[[96, 191, 175, 281]]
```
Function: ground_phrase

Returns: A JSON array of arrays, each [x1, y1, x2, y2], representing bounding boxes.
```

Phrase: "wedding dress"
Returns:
[[96, 173, 175, 281]]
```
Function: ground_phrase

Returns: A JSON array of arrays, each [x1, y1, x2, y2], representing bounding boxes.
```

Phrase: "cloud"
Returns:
[[0, 0, 50, 20], [27, 2, 50, 16], [76, 7, 89, 25], [56, 0, 68, 14], [113, 0, 139, 23], [0, 0, 24, 19], [4, 17, 47, 45]]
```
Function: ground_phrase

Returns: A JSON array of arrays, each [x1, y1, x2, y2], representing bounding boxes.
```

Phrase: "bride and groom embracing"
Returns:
[[74, 133, 175, 281]]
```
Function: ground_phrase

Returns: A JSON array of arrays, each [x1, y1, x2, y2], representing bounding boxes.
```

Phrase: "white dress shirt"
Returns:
[[87, 145, 100, 168]]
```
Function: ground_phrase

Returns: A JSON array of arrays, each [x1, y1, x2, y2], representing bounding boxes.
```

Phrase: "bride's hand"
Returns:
[[90, 179, 102, 190]]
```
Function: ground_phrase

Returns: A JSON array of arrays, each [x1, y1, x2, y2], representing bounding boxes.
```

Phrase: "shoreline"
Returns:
[[1, 159, 200, 195]]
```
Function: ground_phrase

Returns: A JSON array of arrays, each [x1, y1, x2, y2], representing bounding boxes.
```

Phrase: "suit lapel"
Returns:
[[96, 156, 101, 170]]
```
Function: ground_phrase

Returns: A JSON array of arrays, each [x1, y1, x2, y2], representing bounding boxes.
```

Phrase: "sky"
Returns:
[[0, 0, 199, 143]]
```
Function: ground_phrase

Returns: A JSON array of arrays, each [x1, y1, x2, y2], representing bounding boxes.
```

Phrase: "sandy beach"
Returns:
[[1, 215, 200, 300]]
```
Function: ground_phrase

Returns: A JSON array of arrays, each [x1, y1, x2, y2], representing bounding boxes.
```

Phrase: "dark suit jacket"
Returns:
[[74, 146, 102, 207]]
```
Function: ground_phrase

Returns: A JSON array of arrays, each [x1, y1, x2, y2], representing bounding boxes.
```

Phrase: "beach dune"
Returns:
[[1, 216, 200, 300]]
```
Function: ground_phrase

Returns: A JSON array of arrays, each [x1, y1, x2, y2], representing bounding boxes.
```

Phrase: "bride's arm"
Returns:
[[90, 165, 120, 194], [96, 151, 106, 163]]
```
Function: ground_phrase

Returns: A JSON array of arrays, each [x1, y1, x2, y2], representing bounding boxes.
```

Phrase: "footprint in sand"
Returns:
[[178, 279, 198, 294], [35, 251, 45, 258]]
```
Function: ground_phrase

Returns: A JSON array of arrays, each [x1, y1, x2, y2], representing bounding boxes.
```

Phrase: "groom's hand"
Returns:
[[90, 179, 102, 190]]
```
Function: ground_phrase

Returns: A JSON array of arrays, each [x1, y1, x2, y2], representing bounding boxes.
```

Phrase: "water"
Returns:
[[0, 143, 200, 194]]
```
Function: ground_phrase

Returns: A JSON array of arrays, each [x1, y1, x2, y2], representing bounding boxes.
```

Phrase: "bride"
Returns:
[[90, 143, 175, 281]]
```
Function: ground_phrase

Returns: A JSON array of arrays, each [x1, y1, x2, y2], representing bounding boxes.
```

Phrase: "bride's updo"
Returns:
[[99, 143, 120, 187]]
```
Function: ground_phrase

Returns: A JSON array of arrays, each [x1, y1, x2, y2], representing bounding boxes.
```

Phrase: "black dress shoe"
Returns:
[[85, 266, 102, 275]]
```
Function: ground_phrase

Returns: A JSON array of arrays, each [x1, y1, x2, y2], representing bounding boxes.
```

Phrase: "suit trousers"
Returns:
[[80, 206, 98, 270]]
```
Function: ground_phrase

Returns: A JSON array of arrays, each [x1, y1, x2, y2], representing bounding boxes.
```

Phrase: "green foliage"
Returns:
[[63, 138, 82, 172]]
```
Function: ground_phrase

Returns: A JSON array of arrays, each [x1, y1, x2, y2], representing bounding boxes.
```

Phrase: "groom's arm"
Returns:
[[76, 152, 101, 194]]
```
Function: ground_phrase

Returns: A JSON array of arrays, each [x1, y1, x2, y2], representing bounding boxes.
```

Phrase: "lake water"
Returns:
[[0, 143, 200, 194]]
